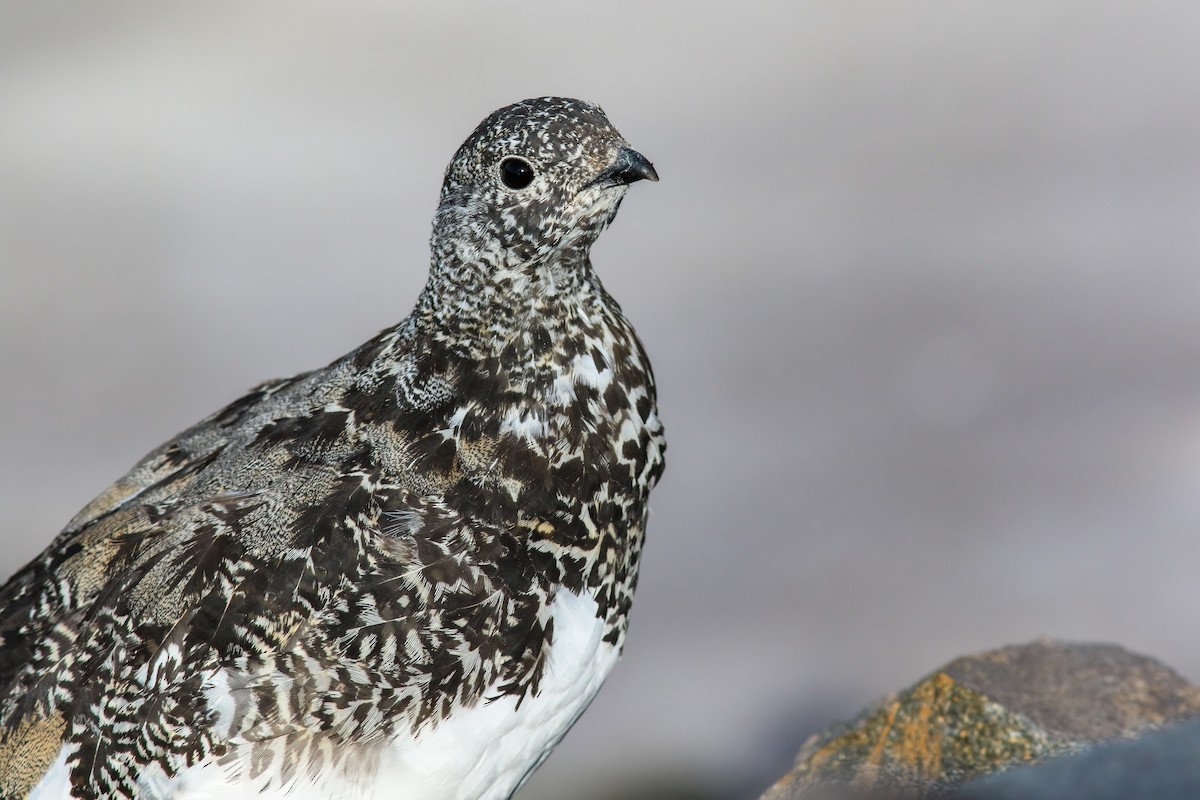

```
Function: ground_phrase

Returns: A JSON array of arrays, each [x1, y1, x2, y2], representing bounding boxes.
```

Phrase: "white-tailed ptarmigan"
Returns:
[[0, 97, 665, 800]]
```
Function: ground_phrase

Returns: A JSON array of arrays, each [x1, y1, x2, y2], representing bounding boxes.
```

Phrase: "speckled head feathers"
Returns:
[[432, 97, 656, 269], [417, 98, 658, 354]]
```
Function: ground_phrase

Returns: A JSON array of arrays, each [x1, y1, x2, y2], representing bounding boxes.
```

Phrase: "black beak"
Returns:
[[594, 147, 659, 186]]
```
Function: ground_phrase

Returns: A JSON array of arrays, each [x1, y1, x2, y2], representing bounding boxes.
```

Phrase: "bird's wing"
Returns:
[[0, 374, 310, 794], [0, 454, 541, 797], [0, 374, 307, 689], [0, 327, 555, 795], [62, 375, 308, 537]]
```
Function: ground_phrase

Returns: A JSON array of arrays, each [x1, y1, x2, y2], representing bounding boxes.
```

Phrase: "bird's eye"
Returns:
[[499, 157, 535, 190]]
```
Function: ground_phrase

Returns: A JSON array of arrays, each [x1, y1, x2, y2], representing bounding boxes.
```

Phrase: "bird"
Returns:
[[0, 97, 665, 800]]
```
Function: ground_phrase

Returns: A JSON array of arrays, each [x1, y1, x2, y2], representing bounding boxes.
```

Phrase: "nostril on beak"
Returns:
[[602, 148, 660, 185]]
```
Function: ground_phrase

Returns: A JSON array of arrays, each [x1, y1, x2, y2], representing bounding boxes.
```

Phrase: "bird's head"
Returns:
[[430, 97, 657, 277]]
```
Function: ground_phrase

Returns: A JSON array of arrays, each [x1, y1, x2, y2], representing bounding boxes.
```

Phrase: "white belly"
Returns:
[[28, 589, 619, 800]]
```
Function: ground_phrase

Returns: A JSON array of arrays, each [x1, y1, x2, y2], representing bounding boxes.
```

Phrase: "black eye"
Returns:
[[499, 157, 535, 190]]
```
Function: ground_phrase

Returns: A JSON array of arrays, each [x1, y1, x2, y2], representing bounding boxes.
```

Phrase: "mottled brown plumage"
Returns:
[[0, 97, 664, 799]]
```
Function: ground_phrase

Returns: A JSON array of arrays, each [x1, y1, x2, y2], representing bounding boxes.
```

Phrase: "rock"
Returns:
[[760, 640, 1200, 799], [954, 716, 1200, 800]]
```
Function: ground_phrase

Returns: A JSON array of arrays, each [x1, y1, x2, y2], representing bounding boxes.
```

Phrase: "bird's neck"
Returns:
[[413, 234, 605, 360]]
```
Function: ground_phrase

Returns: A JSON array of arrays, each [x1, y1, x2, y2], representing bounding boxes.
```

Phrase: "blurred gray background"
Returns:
[[2, 2, 1200, 797]]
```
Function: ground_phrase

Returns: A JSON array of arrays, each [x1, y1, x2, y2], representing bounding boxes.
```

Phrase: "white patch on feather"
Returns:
[[498, 405, 548, 441]]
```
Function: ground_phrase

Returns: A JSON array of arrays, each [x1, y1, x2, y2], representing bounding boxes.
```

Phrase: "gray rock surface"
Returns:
[[955, 716, 1200, 800]]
